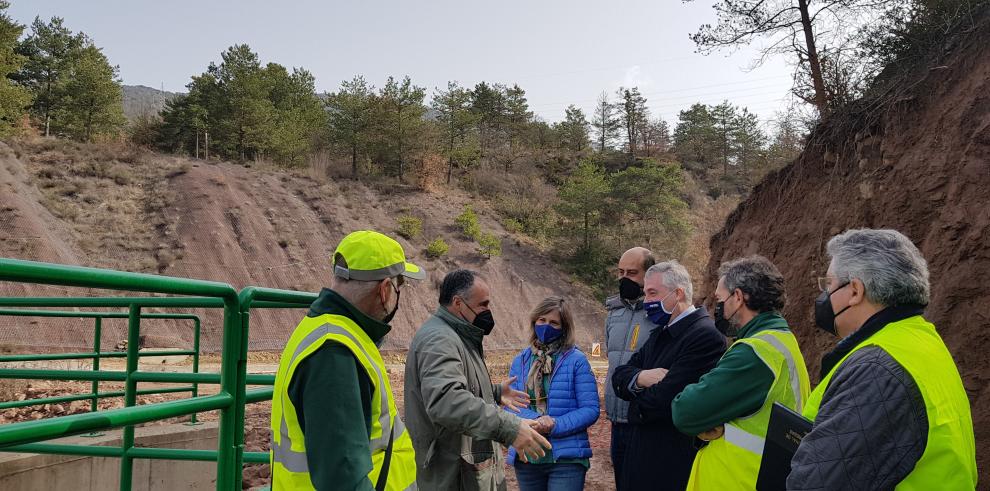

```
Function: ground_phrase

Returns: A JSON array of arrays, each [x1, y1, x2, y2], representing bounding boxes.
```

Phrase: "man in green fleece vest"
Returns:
[[672, 255, 810, 490]]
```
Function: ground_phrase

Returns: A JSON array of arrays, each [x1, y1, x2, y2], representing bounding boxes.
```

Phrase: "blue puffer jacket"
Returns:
[[504, 345, 600, 464]]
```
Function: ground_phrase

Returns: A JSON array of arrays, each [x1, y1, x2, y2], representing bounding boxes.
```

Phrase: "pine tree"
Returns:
[[470, 82, 507, 157], [327, 76, 374, 177], [591, 91, 619, 152], [266, 65, 326, 166], [556, 160, 611, 254], [61, 44, 124, 141], [673, 103, 717, 173], [0, 1, 29, 137], [732, 107, 767, 187], [210, 45, 273, 161], [432, 81, 479, 183], [616, 87, 648, 160], [379, 75, 427, 180], [710, 101, 737, 175], [559, 105, 590, 152], [15, 16, 84, 136]]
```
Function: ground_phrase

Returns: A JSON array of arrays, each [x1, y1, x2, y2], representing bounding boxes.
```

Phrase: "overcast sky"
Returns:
[[9, 0, 799, 124]]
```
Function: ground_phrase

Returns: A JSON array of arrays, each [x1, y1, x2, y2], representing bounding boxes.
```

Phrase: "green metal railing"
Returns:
[[0, 309, 201, 421], [0, 257, 316, 490]]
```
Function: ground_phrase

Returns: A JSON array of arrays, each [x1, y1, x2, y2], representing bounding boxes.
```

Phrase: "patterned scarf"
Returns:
[[525, 337, 565, 415]]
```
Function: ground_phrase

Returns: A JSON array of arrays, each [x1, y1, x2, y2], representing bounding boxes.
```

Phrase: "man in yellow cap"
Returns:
[[270, 230, 425, 490]]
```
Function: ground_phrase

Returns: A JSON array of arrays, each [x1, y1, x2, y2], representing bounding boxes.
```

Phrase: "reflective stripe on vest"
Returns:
[[272, 417, 309, 473], [756, 332, 804, 413], [723, 422, 765, 455], [687, 329, 810, 491], [803, 316, 977, 490]]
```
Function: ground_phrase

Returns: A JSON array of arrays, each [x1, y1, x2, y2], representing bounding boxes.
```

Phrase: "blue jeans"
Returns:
[[514, 462, 587, 491]]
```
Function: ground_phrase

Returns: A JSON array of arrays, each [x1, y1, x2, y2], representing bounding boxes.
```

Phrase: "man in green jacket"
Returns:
[[404, 269, 551, 490], [671, 255, 809, 490], [270, 230, 422, 490]]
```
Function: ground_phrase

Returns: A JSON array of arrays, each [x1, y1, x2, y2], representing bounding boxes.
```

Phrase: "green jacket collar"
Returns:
[[307, 288, 391, 344], [435, 305, 485, 350], [736, 310, 789, 339]]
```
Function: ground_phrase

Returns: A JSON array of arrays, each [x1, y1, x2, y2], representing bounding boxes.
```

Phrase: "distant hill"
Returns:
[[122, 85, 183, 121]]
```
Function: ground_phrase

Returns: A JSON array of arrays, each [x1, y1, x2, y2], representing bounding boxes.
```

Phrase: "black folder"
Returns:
[[756, 402, 813, 491]]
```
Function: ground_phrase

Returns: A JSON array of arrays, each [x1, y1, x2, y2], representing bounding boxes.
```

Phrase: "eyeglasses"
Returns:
[[816, 276, 836, 292]]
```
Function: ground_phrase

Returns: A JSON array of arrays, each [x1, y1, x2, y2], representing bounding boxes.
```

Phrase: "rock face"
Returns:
[[704, 12, 990, 481], [0, 140, 604, 354]]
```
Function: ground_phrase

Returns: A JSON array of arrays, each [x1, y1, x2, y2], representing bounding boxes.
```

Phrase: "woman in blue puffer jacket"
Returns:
[[504, 296, 600, 491]]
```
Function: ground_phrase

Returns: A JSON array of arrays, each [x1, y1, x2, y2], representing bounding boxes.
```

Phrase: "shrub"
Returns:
[[416, 152, 446, 192], [455, 205, 481, 240], [396, 215, 423, 239], [478, 232, 502, 258], [502, 218, 523, 234], [426, 237, 449, 258]]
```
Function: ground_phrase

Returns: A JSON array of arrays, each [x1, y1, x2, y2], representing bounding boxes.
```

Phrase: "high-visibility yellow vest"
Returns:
[[270, 313, 417, 490], [687, 329, 810, 490], [803, 315, 977, 490]]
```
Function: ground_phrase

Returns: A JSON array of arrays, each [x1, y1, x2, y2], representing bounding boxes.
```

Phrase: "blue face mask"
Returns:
[[643, 290, 676, 326], [535, 323, 563, 344]]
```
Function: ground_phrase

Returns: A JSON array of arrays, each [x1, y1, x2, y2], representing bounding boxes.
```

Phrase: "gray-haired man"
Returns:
[[789, 229, 976, 489], [611, 260, 725, 490]]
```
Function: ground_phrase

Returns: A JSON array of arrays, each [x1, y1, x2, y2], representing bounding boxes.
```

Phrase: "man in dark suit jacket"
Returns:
[[612, 260, 726, 491]]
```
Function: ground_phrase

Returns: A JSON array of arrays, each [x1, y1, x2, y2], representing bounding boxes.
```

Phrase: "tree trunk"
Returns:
[[352, 144, 358, 178], [446, 136, 455, 185], [195, 131, 200, 159], [584, 212, 590, 252], [798, 0, 829, 116], [44, 75, 52, 138], [205, 131, 210, 160], [627, 115, 635, 160], [398, 110, 404, 182]]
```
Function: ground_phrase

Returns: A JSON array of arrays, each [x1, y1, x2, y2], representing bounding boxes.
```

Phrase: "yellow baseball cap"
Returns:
[[332, 230, 425, 281]]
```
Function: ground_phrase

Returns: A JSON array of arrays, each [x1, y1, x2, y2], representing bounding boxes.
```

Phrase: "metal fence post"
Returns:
[[118, 304, 141, 491], [91, 316, 102, 413], [188, 317, 202, 426], [216, 299, 243, 490]]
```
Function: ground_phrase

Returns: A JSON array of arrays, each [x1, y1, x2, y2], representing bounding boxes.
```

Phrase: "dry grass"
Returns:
[[8, 137, 187, 273]]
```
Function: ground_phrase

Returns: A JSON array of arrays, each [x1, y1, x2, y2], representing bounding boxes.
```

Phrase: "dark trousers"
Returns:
[[610, 421, 633, 489], [514, 462, 587, 491]]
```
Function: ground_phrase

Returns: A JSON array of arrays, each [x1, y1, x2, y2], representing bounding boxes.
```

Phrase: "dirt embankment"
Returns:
[[0, 139, 605, 353], [704, 10, 990, 481]]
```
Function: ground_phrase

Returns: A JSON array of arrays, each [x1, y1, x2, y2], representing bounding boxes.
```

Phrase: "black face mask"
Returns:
[[713, 300, 739, 337], [381, 280, 400, 324], [619, 277, 644, 301], [814, 282, 851, 336], [464, 302, 496, 335], [713, 301, 729, 335]]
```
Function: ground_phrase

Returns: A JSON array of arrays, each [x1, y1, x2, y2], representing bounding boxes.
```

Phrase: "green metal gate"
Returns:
[[0, 257, 316, 490]]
